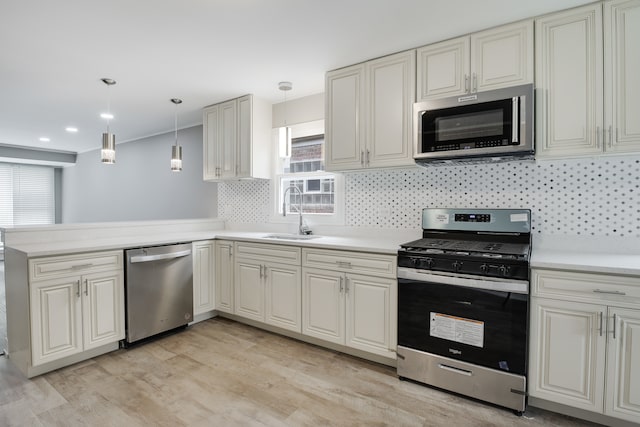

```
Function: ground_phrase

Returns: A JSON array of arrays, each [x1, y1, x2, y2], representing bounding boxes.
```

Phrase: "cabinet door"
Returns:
[[82, 271, 125, 351], [30, 277, 83, 366], [193, 241, 215, 316], [264, 262, 301, 333], [536, 4, 604, 157], [529, 297, 606, 413], [604, 0, 640, 154], [219, 99, 237, 179], [605, 306, 640, 422], [471, 20, 533, 92], [202, 104, 220, 180], [416, 36, 469, 101], [215, 241, 234, 314], [236, 95, 252, 178], [325, 64, 366, 171], [345, 273, 397, 358], [302, 268, 344, 344], [234, 258, 264, 322], [366, 51, 415, 168]]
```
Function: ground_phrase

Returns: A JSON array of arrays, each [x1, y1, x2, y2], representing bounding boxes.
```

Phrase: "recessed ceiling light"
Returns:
[[100, 112, 114, 120], [39, 137, 50, 142], [65, 126, 78, 133]]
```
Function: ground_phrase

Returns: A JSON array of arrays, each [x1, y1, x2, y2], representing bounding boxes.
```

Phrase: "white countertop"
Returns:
[[531, 234, 640, 276], [4, 229, 411, 258]]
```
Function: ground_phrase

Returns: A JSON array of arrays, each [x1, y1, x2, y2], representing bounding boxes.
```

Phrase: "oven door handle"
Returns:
[[397, 267, 529, 294], [512, 96, 519, 143]]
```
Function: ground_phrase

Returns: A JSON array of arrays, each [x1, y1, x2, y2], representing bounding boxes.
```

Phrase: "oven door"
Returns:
[[397, 268, 528, 376]]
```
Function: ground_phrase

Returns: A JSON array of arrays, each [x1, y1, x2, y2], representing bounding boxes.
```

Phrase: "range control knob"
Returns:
[[480, 264, 489, 274], [499, 265, 510, 276], [452, 261, 462, 272], [424, 258, 434, 269]]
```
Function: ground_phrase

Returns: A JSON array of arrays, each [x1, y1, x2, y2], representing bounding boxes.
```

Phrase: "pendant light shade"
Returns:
[[101, 132, 116, 164], [170, 98, 183, 172], [278, 81, 292, 158], [100, 78, 116, 164]]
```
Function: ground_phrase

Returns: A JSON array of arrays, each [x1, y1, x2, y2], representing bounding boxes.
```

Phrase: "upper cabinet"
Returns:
[[325, 50, 416, 171], [536, 0, 640, 158], [203, 94, 272, 180], [416, 20, 533, 101]]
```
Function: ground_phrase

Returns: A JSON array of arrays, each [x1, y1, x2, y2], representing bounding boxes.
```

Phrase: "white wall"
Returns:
[[62, 125, 217, 223]]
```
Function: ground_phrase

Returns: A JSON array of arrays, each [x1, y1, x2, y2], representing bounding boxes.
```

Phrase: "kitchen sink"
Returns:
[[263, 233, 321, 241]]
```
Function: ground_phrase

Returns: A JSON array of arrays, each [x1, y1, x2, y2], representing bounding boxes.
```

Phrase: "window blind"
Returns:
[[0, 163, 55, 228]]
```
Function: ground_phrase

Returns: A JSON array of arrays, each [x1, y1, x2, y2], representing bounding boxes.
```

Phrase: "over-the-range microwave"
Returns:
[[413, 84, 534, 164]]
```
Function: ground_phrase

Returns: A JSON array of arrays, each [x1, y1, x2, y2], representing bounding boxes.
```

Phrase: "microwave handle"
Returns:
[[512, 97, 519, 143]]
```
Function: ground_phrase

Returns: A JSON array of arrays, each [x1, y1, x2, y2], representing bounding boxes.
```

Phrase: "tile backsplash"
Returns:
[[218, 154, 640, 237]]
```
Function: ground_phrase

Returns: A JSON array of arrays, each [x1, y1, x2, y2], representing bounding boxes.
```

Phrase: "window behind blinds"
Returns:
[[0, 163, 55, 228]]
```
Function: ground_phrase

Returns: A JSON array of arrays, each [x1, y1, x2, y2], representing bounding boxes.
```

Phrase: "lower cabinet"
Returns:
[[302, 267, 397, 359], [529, 269, 640, 424], [193, 240, 215, 316], [233, 242, 302, 332], [214, 240, 235, 314], [29, 252, 124, 367]]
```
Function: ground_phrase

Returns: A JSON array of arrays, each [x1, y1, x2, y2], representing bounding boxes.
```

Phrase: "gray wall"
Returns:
[[62, 125, 217, 223]]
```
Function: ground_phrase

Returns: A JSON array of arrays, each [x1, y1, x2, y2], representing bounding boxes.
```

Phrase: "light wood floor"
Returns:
[[0, 317, 599, 426]]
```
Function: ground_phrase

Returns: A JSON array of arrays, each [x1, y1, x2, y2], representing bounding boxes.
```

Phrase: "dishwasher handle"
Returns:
[[129, 249, 192, 263]]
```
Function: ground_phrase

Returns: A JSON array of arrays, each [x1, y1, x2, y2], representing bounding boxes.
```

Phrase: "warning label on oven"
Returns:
[[430, 312, 484, 348]]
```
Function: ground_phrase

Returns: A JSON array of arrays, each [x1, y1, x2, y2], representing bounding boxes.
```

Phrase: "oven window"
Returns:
[[435, 109, 503, 141]]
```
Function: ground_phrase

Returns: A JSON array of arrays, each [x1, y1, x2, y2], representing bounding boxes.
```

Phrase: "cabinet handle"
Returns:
[[336, 261, 352, 268], [360, 150, 364, 166], [263, 265, 267, 279], [84, 279, 88, 296], [71, 263, 93, 270], [599, 311, 603, 337], [229, 246, 233, 257], [607, 126, 612, 148], [464, 74, 470, 93], [366, 149, 370, 166], [596, 126, 601, 148], [472, 72, 477, 93], [259, 265, 264, 278], [593, 289, 626, 296], [75, 279, 81, 298], [613, 313, 617, 339], [339, 276, 344, 293], [345, 277, 350, 294]]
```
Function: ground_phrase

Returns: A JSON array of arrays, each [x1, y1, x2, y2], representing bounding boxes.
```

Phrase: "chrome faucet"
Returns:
[[283, 185, 311, 235]]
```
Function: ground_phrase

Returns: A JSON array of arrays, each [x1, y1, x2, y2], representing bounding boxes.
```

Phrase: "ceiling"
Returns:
[[1, 0, 593, 154]]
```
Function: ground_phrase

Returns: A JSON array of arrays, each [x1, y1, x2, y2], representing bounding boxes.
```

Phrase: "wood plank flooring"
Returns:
[[0, 318, 599, 426]]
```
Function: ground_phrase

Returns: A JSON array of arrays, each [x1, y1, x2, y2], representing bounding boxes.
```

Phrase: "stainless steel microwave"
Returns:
[[414, 84, 534, 164]]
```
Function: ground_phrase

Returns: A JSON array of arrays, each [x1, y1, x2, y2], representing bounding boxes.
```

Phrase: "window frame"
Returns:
[[270, 120, 344, 226]]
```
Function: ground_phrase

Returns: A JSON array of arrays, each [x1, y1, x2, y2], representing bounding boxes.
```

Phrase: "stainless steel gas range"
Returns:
[[397, 208, 531, 414]]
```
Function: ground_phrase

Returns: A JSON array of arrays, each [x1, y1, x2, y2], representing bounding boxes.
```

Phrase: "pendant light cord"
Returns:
[[174, 102, 178, 147]]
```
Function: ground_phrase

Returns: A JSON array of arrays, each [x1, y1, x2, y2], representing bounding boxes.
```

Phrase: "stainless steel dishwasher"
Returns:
[[124, 242, 193, 344]]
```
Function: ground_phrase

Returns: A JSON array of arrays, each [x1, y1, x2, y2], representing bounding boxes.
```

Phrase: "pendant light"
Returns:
[[278, 81, 292, 158], [100, 78, 116, 164], [170, 98, 183, 172]]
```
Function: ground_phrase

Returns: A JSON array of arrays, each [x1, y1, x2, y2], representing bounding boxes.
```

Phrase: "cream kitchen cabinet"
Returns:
[[529, 268, 640, 424], [416, 20, 533, 101], [214, 240, 234, 314], [536, 0, 640, 158], [301, 248, 397, 359], [192, 240, 215, 317], [203, 94, 272, 180], [27, 251, 124, 370], [325, 50, 415, 171], [234, 242, 302, 332]]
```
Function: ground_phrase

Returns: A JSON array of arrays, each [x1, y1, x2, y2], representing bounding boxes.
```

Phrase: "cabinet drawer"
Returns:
[[234, 242, 301, 265], [302, 248, 397, 278], [532, 269, 640, 303], [30, 250, 123, 281]]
